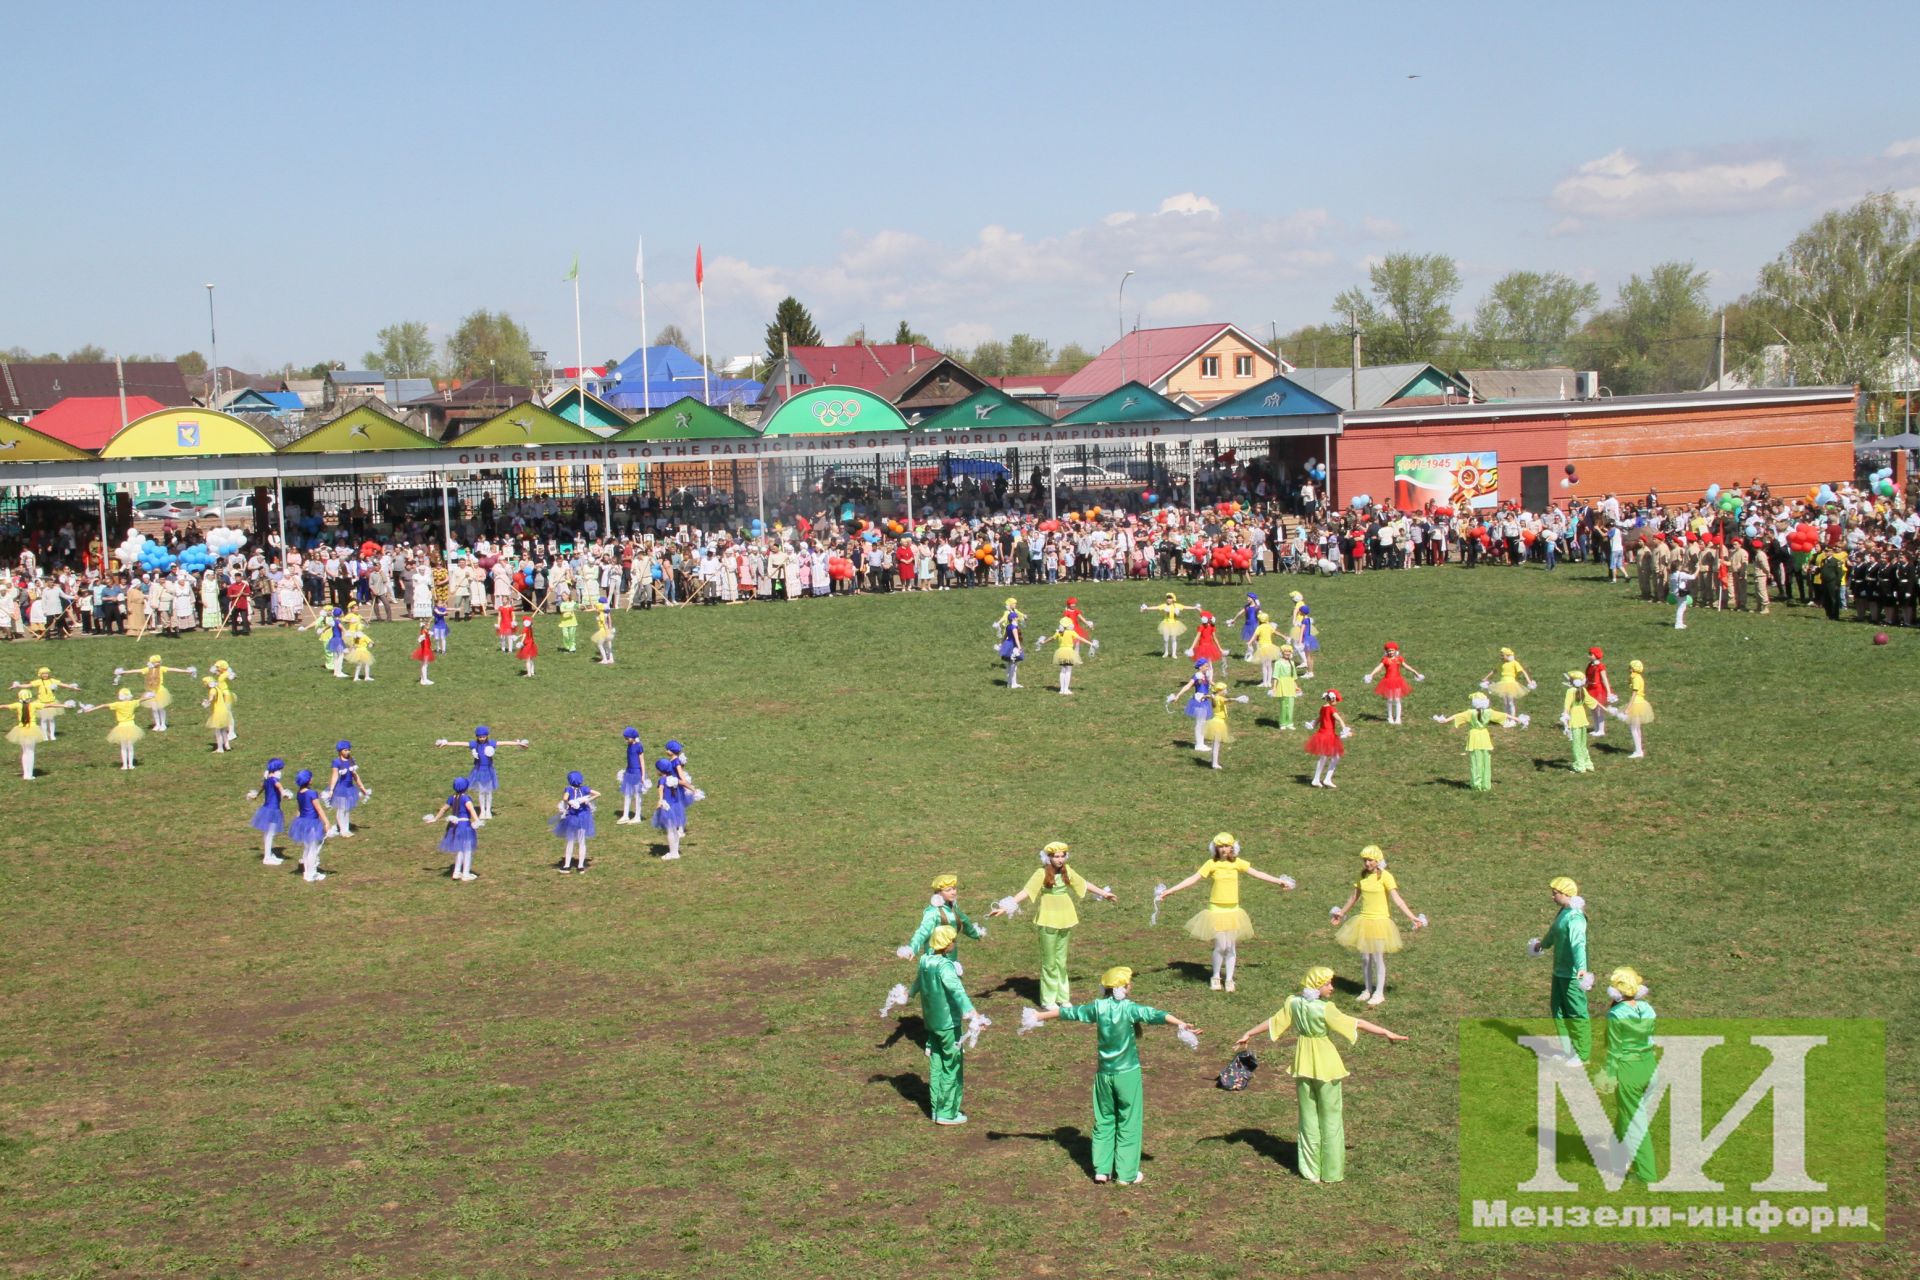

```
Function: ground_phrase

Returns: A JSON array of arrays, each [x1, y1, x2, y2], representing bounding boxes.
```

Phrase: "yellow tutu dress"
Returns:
[[8, 699, 43, 748], [1052, 627, 1082, 666], [141, 665, 173, 710], [1621, 671, 1655, 724], [30, 678, 65, 720], [107, 700, 144, 746], [1252, 621, 1284, 663], [1334, 871, 1404, 953], [591, 607, 613, 644], [1488, 658, 1530, 700], [1156, 602, 1187, 639], [1185, 856, 1257, 941], [204, 680, 235, 731], [1203, 692, 1233, 743], [348, 633, 374, 667]]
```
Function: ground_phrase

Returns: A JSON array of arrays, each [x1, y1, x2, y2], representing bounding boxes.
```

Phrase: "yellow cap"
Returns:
[[1101, 965, 1133, 988], [1043, 841, 1070, 856], [929, 925, 958, 952], [147, 654, 163, 665], [1360, 844, 1384, 862], [1500, 647, 1514, 658], [1302, 965, 1335, 991], [1629, 659, 1645, 673], [1004, 597, 1017, 608], [36, 667, 50, 677], [1212, 832, 1236, 849], [930, 874, 958, 891], [1257, 610, 1270, 622], [1550, 875, 1580, 897], [117, 688, 132, 700], [1609, 966, 1645, 999]]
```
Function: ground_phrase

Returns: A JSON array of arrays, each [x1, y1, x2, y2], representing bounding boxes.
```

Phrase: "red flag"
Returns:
[[695, 245, 704, 288]]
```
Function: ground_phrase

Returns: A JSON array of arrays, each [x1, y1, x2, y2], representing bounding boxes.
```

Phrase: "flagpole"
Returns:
[[697, 246, 712, 406], [637, 236, 650, 415]]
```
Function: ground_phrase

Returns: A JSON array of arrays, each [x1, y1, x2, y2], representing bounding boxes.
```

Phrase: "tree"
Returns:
[[1005, 333, 1053, 375], [654, 323, 691, 352], [1, 346, 62, 362], [840, 328, 869, 347], [764, 296, 822, 361], [66, 343, 109, 363], [1743, 192, 1920, 388], [1578, 261, 1714, 396], [1332, 252, 1462, 364], [1051, 342, 1096, 374], [444, 310, 535, 384], [1468, 271, 1601, 368], [966, 340, 1011, 377], [1275, 322, 1354, 370], [304, 361, 340, 380], [173, 351, 207, 376], [363, 320, 437, 378], [893, 320, 927, 345]]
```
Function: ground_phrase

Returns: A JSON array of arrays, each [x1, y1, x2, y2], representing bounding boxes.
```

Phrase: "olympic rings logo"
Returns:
[[812, 399, 863, 429]]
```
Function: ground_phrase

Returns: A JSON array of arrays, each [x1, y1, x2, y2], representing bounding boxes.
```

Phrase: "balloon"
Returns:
[[1350, 494, 1370, 510], [1705, 483, 1721, 502], [862, 529, 880, 543], [1816, 485, 1836, 506], [1877, 479, 1897, 498], [1563, 463, 1576, 476]]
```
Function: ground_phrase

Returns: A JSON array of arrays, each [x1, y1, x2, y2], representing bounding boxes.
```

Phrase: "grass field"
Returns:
[[0, 566, 1912, 1279]]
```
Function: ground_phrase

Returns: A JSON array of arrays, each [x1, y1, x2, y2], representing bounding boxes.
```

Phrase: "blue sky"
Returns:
[[7, 1, 1917, 373]]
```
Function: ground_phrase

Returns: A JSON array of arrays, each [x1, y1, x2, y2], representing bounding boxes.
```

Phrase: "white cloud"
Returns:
[[1157, 192, 1220, 217], [1102, 211, 1138, 227], [1551, 147, 1803, 219], [1885, 138, 1920, 159], [1150, 290, 1213, 320], [1361, 215, 1402, 239]]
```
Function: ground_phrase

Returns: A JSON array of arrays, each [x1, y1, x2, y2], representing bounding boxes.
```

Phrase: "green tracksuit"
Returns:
[[1602, 999, 1659, 1183], [907, 900, 985, 967], [1056, 996, 1172, 1180], [1544, 905, 1590, 1062], [916, 952, 975, 1122]]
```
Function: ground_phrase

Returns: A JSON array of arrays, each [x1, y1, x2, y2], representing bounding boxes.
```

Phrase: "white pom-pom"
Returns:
[[1330, 905, 1344, 919], [1018, 1007, 1045, 1035], [422, 814, 436, 823], [895, 945, 914, 960], [953, 962, 963, 977], [1635, 985, 1648, 999], [960, 1012, 990, 1051], [1413, 913, 1429, 928], [996, 895, 1021, 919], [1176, 1026, 1200, 1050], [1578, 972, 1595, 992], [1607, 986, 1624, 1003], [1415, 672, 1425, 682], [928, 894, 945, 907], [1150, 883, 1168, 927], [1527, 937, 1544, 957], [1363, 674, 1374, 684], [1277, 874, 1296, 890], [880, 983, 910, 1019], [1569, 896, 1585, 911], [1338, 726, 1352, 739], [1517, 714, 1531, 727], [1479, 679, 1491, 690], [1527, 680, 1538, 689], [1431, 714, 1447, 722]]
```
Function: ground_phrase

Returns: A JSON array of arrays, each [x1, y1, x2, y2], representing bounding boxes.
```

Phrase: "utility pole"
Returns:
[[1348, 311, 1361, 411], [1908, 281, 1914, 434]]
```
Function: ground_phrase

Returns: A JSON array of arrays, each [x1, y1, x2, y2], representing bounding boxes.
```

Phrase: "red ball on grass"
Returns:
[[1874, 632, 1890, 646]]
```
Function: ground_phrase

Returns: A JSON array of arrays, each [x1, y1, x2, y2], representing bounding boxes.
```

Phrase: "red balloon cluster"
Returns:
[[828, 556, 855, 581], [1786, 523, 1820, 554]]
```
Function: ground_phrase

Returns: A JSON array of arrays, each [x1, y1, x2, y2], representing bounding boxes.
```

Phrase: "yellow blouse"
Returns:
[[1198, 858, 1254, 908], [110, 701, 140, 725], [1268, 994, 1360, 1081], [1354, 870, 1397, 920], [1022, 865, 1091, 929]]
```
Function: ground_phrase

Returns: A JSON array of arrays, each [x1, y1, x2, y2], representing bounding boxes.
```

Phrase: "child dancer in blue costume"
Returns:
[[289, 769, 333, 882], [326, 740, 372, 837], [247, 757, 288, 864], [424, 776, 481, 881], [1233, 591, 1263, 662], [434, 725, 530, 826], [652, 741, 703, 860], [615, 727, 651, 824], [552, 770, 601, 872], [431, 602, 450, 653], [994, 598, 1027, 690], [1165, 659, 1216, 753]]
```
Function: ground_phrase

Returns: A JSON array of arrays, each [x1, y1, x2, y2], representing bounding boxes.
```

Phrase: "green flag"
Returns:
[[563, 255, 579, 282]]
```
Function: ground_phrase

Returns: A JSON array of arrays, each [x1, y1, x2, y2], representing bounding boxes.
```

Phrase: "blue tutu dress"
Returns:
[[551, 783, 597, 838], [430, 606, 449, 643], [998, 618, 1023, 661], [1185, 677, 1214, 720], [289, 787, 329, 846], [467, 739, 498, 795], [440, 794, 478, 854], [651, 759, 689, 832], [1299, 613, 1319, 654], [1241, 598, 1261, 644], [250, 776, 285, 834], [618, 739, 649, 798], [329, 758, 363, 812], [326, 620, 347, 655]]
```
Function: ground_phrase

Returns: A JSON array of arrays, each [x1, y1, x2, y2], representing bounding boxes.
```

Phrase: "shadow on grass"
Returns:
[[985, 1124, 1100, 1178], [1164, 960, 1214, 984], [879, 1014, 924, 1050], [866, 1071, 932, 1120], [984, 975, 1041, 1004], [1425, 775, 1474, 789], [1201, 1126, 1298, 1171], [1329, 973, 1367, 996]]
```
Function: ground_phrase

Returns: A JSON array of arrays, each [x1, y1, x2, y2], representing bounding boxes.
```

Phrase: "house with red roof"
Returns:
[[24, 395, 168, 450], [1, 361, 190, 420], [1052, 324, 1287, 410], [761, 342, 945, 404]]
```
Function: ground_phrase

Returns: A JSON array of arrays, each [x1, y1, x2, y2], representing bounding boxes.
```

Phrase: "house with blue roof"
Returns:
[[595, 345, 763, 412]]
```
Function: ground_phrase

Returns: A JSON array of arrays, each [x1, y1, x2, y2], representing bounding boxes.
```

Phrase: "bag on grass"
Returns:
[[1217, 1050, 1259, 1091]]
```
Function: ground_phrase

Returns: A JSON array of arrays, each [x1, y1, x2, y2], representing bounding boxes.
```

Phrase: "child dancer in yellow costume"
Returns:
[[1329, 846, 1427, 1005], [990, 841, 1117, 1009], [1154, 833, 1295, 991], [1432, 691, 1527, 790], [1140, 592, 1195, 659], [1249, 612, 1285, 688], [77, 687, 154, 769], [1478, 646, 1536, 722], [9, 688, 47, 780], [1619, 659, 1655, 759], [1022, 965, 1201, 1184], [113, 655, 194, 731], [1200, 687, 1253, 770], [1234, 965, 1407, 1184], [1035, 616, 1084, 695], [11, 667, 78, 741], [201, 675, 237, 753], [1595, 965, 1658, 1184]]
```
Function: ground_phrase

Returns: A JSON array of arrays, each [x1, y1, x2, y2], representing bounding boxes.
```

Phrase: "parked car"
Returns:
[[1047, 463, 1130, 488], [199, 493, 256, 522], [132, 498, 200, 522], [1115, 459, 1190, 490]]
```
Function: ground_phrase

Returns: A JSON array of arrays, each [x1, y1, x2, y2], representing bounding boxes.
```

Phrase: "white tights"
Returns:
[[1503, 695, 1519, 719], [352, 662, 372, 681], [329, 653, 345, 677], [151, 707, 168, 731], [1210, 739, 1223, 770], [19, 743, 34, 779], [213, 728, 232, 753], [1212, 936, 1239, 984], [1193, 719, 1207, 751], [1006, 661, 1020, 689], [1058, 667, 1073, 694], [562, 836, 587, 868], [262, 831, 282, 863], [1161, 637, 1177, 658], [452, 848, 473, 879], [524, 659, 536, 677], [1629, 722, 1646, 757], [1259, 660, 1274, 687], [1675, 599, 1691, 628], [664, 825, 683, 859], [1385, 696, 1403, 726], [335, 808, 352, 837], [118, 743, 136, 770], [419, 662, 433, 685], [598, 641, 615, 663], [39, 713, 57, 741], [301, 840, 324, 881], [1361, 951, 1388, 997], [1311, 756, 1341, 787]]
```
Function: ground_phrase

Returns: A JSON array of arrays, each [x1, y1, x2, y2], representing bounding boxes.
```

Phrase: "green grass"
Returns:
[[0, 568, 1912, 1278]]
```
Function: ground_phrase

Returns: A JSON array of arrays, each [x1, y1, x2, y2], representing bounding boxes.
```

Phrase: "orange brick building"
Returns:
[[1330, 387, 1856, 510]]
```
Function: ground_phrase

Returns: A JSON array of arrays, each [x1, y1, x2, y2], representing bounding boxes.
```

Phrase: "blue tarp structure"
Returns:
[[596, 345, 763, 410], [940, 457, 1009, 479]]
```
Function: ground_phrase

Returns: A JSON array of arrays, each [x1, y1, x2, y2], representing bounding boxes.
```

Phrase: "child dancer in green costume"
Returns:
[[557, 598, 579, 652], [898, 873, 988, 972], [1559, 672, 1599, 774], [990, 842, 1117, 1009], [914, 926, 989, 1126], [1595, 965, 1658, 1184], [1529, 876, 1594, 1062], [1432, 691, 1527, 790], [1022, 965, 1200, 1184], [1267, 643, 1301, 728], [1233, 964, 1406, 1183]]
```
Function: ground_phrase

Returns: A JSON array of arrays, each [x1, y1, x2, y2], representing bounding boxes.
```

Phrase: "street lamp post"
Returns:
[[204, 283, 220, 402], [1117, 270, 1134, 385]]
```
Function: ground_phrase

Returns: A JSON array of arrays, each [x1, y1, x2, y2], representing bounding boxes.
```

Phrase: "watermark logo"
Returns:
[[1459, 1019, 1882, 1241]]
